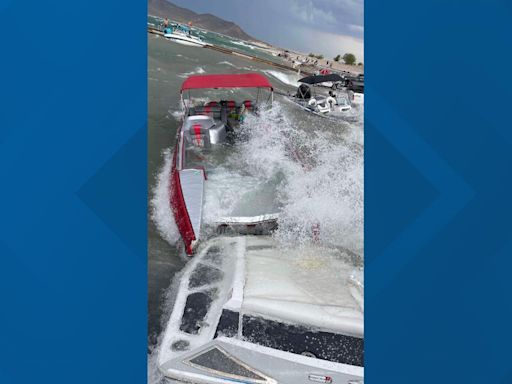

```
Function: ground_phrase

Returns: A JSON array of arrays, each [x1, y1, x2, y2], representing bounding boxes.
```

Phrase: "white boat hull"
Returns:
[[161, 337, 363, 384], [289, 97, 352, 119], [158, 236, 364, 384], [164, 33, 206, 47], [350, 92, 364, 105]]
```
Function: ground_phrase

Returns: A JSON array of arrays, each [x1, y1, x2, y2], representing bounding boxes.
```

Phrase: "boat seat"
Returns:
[[183, 115, 227, 145], [225, 100, 237, 112], [186, 123, 211, 148], [242, 100, 256, 112], [184, 116, 215, 148], [190, 105, 222, 119]]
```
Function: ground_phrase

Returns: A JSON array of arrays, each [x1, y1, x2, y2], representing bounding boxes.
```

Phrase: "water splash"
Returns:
[[150, 149, 180, 245], [236, 103, 363, 255], [217, 60, 240, 68], [151, 103, 363, 256], [148, 270, 184, 384], [263, 69, 301, 88]]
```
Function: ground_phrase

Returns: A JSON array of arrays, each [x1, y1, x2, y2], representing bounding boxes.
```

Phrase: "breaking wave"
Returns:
[[263, 69, 301, 88], [177, 66, 205, 78], [231, 40, 255, 49], [151, 103, 363, 256], [150, 148, 180, 245], [217, 60, 239, 68], [217, 60, 255, 72], [236, 103, 364, 255]]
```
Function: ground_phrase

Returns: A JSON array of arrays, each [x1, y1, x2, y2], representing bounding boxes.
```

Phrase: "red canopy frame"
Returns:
[[181, 73, 273, 91]]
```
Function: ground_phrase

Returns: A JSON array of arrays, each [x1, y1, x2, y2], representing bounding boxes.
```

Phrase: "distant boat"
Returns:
[[289, 74, 354, 117], [164, 24, 206, 47]]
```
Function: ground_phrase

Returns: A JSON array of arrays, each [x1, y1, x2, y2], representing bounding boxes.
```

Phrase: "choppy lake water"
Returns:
[[147, 32, 363, 382]]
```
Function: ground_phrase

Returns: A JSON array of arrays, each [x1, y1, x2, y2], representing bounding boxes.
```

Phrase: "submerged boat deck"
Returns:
[[243, 237, 363, 337], [159, 236, 364, 376], [184, 142, 281, 223]]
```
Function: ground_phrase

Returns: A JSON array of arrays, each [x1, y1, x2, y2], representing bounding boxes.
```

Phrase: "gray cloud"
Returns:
[[286, 0, 363, 37], [169, 0, 364, 61]]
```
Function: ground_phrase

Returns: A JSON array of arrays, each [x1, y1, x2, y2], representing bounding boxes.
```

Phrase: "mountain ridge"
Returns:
[[148, 0, 258, 42]]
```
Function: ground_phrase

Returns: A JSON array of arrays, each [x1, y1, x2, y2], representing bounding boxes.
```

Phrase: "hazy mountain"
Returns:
[[148, 0, 257, 42]]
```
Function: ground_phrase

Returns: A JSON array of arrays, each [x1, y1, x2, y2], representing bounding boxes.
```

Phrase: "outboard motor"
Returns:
[[296, 84, 311, 100], [184, 115, 227, 147]]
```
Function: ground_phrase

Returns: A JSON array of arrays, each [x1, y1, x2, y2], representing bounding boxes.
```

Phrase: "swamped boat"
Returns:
[[157, 236, 364, 384], [170, 73, 276, 255], [160, 73, 364, 384]]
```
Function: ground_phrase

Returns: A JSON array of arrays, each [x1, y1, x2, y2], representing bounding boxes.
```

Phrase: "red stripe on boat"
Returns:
[[170, 146, 196, 255], [193, 124, 202, 146]]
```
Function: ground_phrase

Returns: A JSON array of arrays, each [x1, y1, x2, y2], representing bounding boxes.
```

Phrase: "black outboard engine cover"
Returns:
[[296, 84, 311, 100]]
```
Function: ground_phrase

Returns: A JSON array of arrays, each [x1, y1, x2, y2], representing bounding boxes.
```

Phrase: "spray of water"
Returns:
[[177, 66, 206, 78], [263, 69, 301, 87], [236, 103, 364, 255], [150, 148, 180, 245], [151, 102, 363, 257], [147, 270, 184, 384]]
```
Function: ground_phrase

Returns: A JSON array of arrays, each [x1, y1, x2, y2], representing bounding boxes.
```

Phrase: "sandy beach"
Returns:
[[274, 48, 364, 75], [248, 39, 363, 75]]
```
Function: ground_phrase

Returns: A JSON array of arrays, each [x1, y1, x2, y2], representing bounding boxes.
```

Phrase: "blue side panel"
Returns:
[[0, 0, 147, 383], [367, 1, 512, 383]]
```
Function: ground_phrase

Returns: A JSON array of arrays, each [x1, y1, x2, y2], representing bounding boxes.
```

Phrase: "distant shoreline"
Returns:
[[148, 14, 363, 76]]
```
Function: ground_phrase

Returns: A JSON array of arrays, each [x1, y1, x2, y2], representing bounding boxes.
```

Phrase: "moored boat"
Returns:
[[164, 24, 206, 47], [290, 74, 353, 117]]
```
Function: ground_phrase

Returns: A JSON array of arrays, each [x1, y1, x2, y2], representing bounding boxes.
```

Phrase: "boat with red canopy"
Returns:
[[161, 73, 364, 384], [170, 73, 275, 255]]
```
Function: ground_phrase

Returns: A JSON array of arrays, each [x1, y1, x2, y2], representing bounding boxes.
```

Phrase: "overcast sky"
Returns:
[[169, 0, 364, 62]]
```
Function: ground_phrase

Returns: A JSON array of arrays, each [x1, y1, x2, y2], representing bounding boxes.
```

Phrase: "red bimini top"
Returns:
[[181, 73, 273, 91]]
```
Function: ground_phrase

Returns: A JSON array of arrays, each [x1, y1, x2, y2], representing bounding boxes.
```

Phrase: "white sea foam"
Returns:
[[151, 102, 363, 255], [202, 168, 271, 225], [147, 346, 163, 384], [177, 66, 205, 78], [168, 109, 183, 121], [217, 60, 239, 68], [149, 77, 169, 83], [148, 269, 184, 384], [235, 103, 364, 255], [150, 148, 180, 245], [176, 53, 199, 62], [263, 69, 301, 88], [231, 40, 255, 49]]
